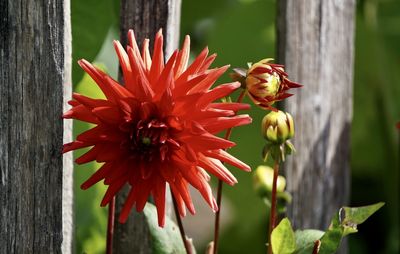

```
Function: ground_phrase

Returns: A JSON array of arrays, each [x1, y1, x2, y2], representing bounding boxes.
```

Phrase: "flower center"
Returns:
[[266, 72, 280, 95], [133, 119, 169, 162], [141, 136, 152, 146]]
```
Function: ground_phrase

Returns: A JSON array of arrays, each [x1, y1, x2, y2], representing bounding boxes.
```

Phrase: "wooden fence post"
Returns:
[[0, 0, 72, 253], [113, 0, 181, 253], [63, 0, 74, 253], [277, 1, 355, 252]]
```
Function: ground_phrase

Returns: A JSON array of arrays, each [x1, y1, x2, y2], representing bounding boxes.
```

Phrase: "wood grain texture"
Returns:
[[120, 0, 181, 59], [62, 0, 73, 253], [113, 0, 181, 253], [277, 1, 355, 252], [0, 0, 71, 253]]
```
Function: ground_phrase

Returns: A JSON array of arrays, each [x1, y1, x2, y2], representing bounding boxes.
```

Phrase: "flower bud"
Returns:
[[244, 58, 301, 110], [253, 165, 286, 196], [246, 59, 280, 99], [261, 110, 294, 144]]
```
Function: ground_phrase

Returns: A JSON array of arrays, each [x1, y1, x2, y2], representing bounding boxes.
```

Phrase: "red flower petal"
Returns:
[[127, 46, 154, 100], [152, 178, 166, 227], [78, 60, 117, 102], [141, 38, 152, 72], [173, 177, 195, 215], [198, 154, 237, 185], [75, 145, 101, 164], [203, 149, 251, 172], [118, 187, 138, 223], [197, 82, 241, 108], [180, 132, 236, 151], [174, 35, 190, 78], [63, 141, 92, 153], [101, 177, 126, 207], [149, 29, 165, 85], [72, 93, 110, 109], [199, 53, 217, 73], [170, 186, 187, 217], [63, 104, 99, 124], [81, 162, 114, 190], [199, 115, 252, 134], [113, 40, 135, 90], [209, 102, 251, 112], [153, 50, 178, 99], [175, 47, 209, 88], [188, 65, 230, 94], [92, 106, 122, 124]]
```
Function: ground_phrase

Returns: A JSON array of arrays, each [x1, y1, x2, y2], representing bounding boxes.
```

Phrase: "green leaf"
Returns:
[[340, 202, 385, 236], [143, 203, 187, 254], [318, 213, 343, 254], [338, 202, 384, 237], [271, 218, 296, 254], [294, 229, 324, 254], [319, 203, 384, 254], [342, 202, 385, 227]]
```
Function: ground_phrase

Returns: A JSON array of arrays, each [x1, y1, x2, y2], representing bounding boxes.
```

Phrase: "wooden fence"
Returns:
[[0, 0, 354, 253]]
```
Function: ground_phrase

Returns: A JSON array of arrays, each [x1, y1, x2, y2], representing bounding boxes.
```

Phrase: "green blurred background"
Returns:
[[70, 0, 400, 253]]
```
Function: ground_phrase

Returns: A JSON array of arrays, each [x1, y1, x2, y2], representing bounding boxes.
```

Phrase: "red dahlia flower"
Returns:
[[245, 58, 301, 111], [63, 29, 252, 227]]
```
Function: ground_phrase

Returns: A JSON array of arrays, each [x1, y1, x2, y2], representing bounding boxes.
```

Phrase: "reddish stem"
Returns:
[[267, 160, 280, 254], [213, 90, 246, 254], [106, 197, 115, 254], [312, 240, 321, 254], [172, 190, 193, 254], [213, 180, 223, 254]]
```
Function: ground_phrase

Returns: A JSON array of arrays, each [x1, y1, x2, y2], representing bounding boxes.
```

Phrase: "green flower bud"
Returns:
[[261, 110, 294, 144], [253, 165, 286, 196]]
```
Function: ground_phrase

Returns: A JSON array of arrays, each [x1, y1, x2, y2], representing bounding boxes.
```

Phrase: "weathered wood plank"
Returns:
[[0, 0, 72, 253], [113, 0, 181, 253], [277, 1, 355, 252], [62, 0, 74, 253], [119, 0, 181, 58]]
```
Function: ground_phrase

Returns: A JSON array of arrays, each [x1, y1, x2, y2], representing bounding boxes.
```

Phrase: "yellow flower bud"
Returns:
[[246, 59, 280, 103], [244, 58, 301, 111], [261, 110, 294, 144], [253, 165, 286, 196]]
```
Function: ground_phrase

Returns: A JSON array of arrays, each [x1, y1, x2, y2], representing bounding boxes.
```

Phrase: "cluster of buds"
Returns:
[[231, 58, 300, 203], [231, 58, 299, 161], [261, 110, 296, 162]]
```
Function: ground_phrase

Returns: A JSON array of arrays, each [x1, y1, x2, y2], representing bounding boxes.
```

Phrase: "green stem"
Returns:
[[213, 90, 246, 254], [267, 160, 280, 254]]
